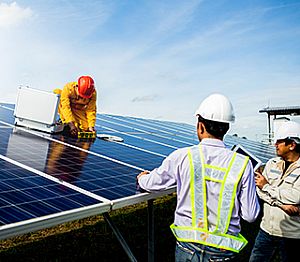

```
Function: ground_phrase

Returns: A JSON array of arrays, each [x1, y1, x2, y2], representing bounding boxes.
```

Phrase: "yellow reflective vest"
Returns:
[[170, 145, 249, 253]]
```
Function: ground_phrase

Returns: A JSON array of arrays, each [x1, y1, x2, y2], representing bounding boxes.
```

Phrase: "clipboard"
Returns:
[[231, 144, 262, 171]]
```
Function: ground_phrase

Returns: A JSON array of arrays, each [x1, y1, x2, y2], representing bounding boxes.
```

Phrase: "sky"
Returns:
[[1, 0, 300, 141]]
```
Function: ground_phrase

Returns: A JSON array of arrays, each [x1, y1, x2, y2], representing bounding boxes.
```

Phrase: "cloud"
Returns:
[[153, 0, 202, 36], [0, 1, 299, 143], [131, 94, 159, 103], [0, 2, 33, 28]]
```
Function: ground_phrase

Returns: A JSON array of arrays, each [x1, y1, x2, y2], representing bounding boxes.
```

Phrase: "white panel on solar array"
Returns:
[[14, 87, 60, 125]]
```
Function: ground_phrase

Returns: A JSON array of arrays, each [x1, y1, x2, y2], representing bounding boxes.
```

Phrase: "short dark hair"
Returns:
[[197, 115, 229, 139], [285, 139, 300, 153]]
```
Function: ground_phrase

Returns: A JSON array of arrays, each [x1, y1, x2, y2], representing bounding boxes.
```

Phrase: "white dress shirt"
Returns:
[[138, 138, 260, 235]]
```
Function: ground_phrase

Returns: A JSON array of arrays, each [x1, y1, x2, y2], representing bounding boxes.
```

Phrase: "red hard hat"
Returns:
[[78, 76, 95, 98]]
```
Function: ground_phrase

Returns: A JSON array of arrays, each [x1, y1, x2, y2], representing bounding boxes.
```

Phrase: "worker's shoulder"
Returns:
[[61, 82, 77, 96], [170, 145, 195, 157], [269, 156, 282, 164], [63, 81, 77, 88]]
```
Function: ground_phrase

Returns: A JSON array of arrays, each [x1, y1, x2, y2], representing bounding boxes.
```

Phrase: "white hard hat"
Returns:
[[194, 93, 235, 123], [274, 121, 300, 144]]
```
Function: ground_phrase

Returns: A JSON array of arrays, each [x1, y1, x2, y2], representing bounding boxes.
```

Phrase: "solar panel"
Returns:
[[0, 102, 276, 242]]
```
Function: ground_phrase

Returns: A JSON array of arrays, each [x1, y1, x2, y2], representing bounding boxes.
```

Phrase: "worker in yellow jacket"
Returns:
[[54, 76, 97, 136]]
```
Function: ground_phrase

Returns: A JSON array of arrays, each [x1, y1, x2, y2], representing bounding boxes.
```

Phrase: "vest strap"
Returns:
[[170, 223, 247, 252]]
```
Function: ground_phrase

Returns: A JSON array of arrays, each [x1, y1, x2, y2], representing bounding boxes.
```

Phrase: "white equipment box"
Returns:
[[14, 86, 64, 133]]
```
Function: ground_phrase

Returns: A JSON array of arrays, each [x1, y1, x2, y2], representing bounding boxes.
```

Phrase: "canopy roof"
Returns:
[[259, 106, 300, 116]]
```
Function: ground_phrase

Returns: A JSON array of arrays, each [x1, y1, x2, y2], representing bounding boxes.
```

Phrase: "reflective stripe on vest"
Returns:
[[170, 145, 249, 253]]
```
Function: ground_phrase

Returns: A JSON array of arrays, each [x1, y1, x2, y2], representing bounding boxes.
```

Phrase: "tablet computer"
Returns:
[[231, 144, 262, 171]]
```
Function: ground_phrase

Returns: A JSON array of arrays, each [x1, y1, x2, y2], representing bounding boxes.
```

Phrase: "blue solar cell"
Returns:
[[0, 206, 34, 225], [94, 186, 136, 200], [22, 185, 60, 199], [97, 114, 192, 148], [50, 133, 166, 171], [0, 125, 143, 201], [0, 182, 15, 192], [42, 194, 87, 211], [19, 201, 61, 217], [0, 104, 15, 124], [0, 158, 101, 226], [105, 114, 196, 144]]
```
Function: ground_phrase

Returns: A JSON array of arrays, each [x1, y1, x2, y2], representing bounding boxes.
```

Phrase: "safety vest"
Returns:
[[170, 145, 249, 253]]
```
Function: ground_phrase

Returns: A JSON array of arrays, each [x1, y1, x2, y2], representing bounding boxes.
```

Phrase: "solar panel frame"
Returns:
[[0, 202, 111, 240]]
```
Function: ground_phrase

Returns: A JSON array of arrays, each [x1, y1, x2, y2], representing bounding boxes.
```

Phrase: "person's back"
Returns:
[[196, 142, 257, 232], [169, 141, 257, 234], [138, 93, 260, 261]]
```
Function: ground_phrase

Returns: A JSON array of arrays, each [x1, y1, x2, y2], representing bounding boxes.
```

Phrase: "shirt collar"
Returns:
[[199, 138, 226, 148], [275, 155, 300, 168]]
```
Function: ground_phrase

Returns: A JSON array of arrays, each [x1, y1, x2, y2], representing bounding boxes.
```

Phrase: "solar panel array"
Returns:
[[0, 102, 275, 240]]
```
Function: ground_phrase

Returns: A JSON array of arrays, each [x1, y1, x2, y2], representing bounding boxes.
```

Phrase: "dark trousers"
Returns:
[[249, 228, 300, 262], [175, 241, 237, 262]]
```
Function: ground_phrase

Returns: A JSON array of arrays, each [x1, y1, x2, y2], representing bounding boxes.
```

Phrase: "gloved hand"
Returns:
[[88, 126, 96, 132], [68, 122, 78, 137]]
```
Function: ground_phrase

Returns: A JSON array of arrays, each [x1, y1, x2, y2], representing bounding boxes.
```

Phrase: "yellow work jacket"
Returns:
[[54, 82, 97, 130]]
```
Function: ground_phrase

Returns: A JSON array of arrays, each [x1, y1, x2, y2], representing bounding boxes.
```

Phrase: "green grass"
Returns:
[[0, 194, 278, 261]]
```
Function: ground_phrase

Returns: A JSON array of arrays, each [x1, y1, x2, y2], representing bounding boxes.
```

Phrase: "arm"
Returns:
[[59, 83, 78, 136], [239, 162, 261, 222], [255, 162, 278, 205], [60, 83, 76, 124], [257, 162, 300, 206], [256, 160, 300, 216], [86, 91, 97, 131], [261, 179, 300, 205], [279, 204, 300, 216], [137, 151, 178, 191]]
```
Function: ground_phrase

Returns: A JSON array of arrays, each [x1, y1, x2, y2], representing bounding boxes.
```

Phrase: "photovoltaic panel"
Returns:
[[0, 126, 143, 201], [97, 114, 193, 148], [51, 133, 166, 171], [0, 105, 15, 126], [95, 124, 177, 156], [224, 135, 275, 164], [0, 153, 111, 239], [105, 114, 196, 141], [0, 157, 102, 224], [0, 102, 276, 241], [99, 113, 275, 165]]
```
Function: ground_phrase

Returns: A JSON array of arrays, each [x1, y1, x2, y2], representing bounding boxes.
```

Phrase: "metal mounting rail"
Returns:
[[103, 200, 156, 262], [103, 213, 137, 262]]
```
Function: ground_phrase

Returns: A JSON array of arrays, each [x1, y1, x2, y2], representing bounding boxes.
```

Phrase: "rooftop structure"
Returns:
[[259, 106, 300, 143]]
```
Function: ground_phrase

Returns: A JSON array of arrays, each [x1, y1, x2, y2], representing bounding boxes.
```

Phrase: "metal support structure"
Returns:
[[268, 113, 271, 144], [103, 212, 137, 262], [103, 199, 159, 262], [259, 106, 300, 144], [147, 199, 154, 262]]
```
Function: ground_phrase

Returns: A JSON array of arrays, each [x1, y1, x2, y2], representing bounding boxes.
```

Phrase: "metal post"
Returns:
[[148, 199, 154, 262], [103, 212, 137, 262], [268, 113, 271, 144]]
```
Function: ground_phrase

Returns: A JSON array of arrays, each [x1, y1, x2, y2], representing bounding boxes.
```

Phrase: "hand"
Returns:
[[137, 170, 150, 180], [88, 126, 96, 132], [255, 172, 268, 189], [68, 122, 78, 137], [279, 204, 300, 216]]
